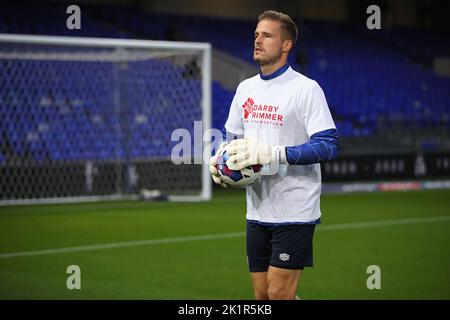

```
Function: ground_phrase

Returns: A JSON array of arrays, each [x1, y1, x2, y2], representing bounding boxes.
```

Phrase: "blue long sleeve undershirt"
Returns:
[[285, 128, 339, 165]]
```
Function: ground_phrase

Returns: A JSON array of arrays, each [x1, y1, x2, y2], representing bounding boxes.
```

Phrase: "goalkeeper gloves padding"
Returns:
[[225, 137, 286, 171]]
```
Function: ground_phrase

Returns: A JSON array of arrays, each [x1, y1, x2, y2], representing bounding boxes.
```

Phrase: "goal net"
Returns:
[[0, 34, 212, 204]]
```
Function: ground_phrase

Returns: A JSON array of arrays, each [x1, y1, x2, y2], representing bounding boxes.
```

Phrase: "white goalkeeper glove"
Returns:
[[225, 137, 286, 171], [209, 141, 228, 188]]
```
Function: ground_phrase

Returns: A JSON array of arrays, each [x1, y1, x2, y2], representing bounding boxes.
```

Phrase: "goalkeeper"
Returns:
[[210, 10, 338, 300]]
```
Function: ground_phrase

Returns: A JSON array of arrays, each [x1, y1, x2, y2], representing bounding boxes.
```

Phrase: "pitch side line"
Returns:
[[1, 216, 449, 259], [0, 232, 245, 259], [319, 216, 450, 230]]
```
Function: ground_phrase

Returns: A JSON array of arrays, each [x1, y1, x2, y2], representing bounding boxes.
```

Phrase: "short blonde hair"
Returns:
[[258, 10, 298, 45]]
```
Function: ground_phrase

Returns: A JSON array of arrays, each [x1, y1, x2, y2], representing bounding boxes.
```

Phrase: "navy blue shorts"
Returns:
[[246, 221, 316, 272]]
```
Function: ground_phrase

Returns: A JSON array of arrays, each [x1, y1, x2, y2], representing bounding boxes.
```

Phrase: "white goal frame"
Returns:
[[0, 33, 212, 204]]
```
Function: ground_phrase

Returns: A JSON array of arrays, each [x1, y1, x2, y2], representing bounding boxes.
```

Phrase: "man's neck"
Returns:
[[260, 59, 288, 76]]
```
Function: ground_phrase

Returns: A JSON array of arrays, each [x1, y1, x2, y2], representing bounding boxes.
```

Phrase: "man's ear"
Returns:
[[282, 40, 292, 53]]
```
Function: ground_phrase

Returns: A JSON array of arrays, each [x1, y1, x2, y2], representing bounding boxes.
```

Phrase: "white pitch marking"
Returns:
[[318, 216, 450, 230], [0, 216, 449, 259]]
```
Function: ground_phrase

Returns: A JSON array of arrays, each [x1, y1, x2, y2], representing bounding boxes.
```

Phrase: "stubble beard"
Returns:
[[254, 48, 283, 67]]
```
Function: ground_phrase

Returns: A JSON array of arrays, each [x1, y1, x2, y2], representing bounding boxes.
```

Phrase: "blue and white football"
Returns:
[[215, 149, 262, 188]]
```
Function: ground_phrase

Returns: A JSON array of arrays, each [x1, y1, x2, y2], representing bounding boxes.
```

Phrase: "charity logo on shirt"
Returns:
[[241, 97, 283, 126]]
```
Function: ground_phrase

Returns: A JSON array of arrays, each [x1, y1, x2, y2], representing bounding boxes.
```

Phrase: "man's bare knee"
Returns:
[[267, 284, 295, 300], [267, 266, 301, 300]]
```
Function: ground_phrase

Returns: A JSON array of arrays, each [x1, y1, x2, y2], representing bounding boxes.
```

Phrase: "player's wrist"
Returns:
[[271, 146, 288, 164]]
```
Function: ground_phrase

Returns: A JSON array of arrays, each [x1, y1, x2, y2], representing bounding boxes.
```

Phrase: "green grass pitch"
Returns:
[[0, 189, 449, 299]]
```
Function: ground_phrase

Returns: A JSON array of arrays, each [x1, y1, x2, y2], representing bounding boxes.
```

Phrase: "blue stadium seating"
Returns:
[[0, 2, 449, 163]]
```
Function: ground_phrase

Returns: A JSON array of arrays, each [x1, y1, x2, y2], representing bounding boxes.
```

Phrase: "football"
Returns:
[[216, 149, 262, 188]]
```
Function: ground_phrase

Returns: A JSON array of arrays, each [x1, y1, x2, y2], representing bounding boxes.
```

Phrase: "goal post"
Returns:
[[0, 33, 212, 204]]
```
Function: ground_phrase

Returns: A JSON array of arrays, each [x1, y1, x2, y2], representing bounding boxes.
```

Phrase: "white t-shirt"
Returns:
[[225, 66, 336, 224]]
